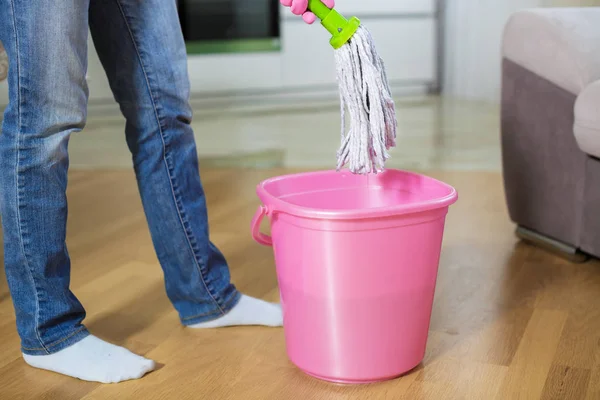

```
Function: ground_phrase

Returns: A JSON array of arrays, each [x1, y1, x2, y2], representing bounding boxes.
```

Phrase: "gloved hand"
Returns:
[[280, 0, 335, 25]]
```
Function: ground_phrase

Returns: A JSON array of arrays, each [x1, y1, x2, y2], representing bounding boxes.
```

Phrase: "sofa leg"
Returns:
[[516, 226, 589, 263]]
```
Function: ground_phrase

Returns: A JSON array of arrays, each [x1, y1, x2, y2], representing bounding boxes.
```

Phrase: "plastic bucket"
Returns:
[[251, 169, 457, 384]]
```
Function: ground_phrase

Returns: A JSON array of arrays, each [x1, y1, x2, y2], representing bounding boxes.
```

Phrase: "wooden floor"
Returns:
[[1, 168, 600, 399]]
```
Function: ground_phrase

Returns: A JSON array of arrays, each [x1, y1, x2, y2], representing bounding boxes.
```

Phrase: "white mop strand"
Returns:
[[334, 26, 397, 174]]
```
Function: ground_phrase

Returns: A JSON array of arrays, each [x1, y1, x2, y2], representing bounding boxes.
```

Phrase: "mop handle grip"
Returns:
[[307, 0, 361, 49], [307, 0, 334, 21]]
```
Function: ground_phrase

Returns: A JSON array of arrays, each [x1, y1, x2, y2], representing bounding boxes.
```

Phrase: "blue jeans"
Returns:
[[0, 0, 241, 355]]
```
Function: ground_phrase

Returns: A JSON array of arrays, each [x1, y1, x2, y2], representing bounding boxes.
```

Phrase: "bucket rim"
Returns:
[[256, 169, 458, 220]]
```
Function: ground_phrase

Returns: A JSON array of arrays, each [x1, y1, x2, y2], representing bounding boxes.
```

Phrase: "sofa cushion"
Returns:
[[503, 8, 600, 96], [575, 80, 600, 159]]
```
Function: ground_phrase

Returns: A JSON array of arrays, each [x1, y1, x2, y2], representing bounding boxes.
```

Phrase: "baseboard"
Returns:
[[85, 81, 431, 118]]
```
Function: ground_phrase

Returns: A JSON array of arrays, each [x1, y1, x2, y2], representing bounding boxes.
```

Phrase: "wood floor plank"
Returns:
[[495, 309, 568, 400], [585, 347, 600, 400], [536, 264, 600, 370], [404, 360, 508, 400], [541, 365, 591, 400], [0, 357, 99, 400], [0, 319, 22, 370]]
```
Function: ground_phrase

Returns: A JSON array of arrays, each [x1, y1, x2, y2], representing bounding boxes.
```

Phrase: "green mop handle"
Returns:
[[307, 0, 361, 49]]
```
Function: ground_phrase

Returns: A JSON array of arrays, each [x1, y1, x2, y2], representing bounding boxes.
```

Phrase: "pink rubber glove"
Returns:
[[280, 0, 335, 24]]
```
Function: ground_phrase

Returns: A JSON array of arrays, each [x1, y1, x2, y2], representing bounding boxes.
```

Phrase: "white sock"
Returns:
[[188, 294, 283, 329], [22, 335, 156, 384]]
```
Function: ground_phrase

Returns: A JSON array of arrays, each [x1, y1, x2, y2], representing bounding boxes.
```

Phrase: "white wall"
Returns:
[[443, 0, 600, 103], [442, 0, 543, 103]]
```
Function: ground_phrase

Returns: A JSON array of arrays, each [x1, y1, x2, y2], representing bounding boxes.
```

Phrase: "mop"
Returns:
[[307, 0, 397, 174]]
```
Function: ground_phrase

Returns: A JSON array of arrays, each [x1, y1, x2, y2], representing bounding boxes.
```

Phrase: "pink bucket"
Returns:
[[251, 169, 457, 384]]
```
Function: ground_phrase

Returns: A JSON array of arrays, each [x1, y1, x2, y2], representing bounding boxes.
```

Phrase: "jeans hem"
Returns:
[[21, 326, 90, 356], [180, 290, 242, 326]]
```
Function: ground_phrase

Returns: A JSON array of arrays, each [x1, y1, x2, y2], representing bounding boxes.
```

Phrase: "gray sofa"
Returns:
[[501, 8, 600, 261]]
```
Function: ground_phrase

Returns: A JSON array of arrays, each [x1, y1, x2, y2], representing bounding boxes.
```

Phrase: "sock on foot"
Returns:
[[23, 335, 156, 384], [188, 294, 283, 328]]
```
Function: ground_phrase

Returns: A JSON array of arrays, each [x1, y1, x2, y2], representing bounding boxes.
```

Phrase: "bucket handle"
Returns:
[[251, 205, 273, 247]]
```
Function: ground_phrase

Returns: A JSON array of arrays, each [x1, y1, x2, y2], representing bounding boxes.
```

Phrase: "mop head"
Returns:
[[334, 26, 397, 174]]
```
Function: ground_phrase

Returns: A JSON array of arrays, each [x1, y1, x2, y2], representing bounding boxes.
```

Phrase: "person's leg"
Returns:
[[0, 0, 90, 358], [0, 0, 154, 383], [88, 0, 281, 328]]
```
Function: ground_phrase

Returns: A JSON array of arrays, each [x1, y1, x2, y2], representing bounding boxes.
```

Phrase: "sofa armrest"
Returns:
[[503, 8, 600, 96], [575, 79, 600, 158]]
